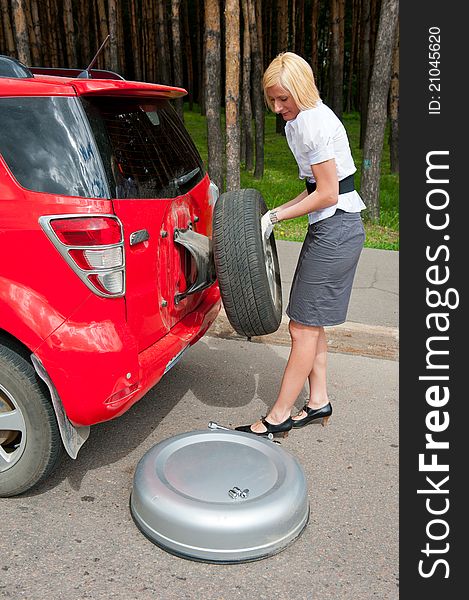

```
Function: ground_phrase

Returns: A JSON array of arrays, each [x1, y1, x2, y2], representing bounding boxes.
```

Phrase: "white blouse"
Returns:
[[285, 100, 366, 224]]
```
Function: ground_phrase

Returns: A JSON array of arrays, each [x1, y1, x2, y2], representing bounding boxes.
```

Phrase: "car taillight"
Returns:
[[39, 215, 125, 298], [51, 217, 122, 246]]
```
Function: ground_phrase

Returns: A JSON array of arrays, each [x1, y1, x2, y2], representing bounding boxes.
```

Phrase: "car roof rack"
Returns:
[[0, 55, 33, 78], [29, 66, 125, 80]]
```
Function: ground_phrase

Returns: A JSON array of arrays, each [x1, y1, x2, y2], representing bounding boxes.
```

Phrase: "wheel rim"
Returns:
[[0, 383, 27, 472], [263, 234, 279, 308]]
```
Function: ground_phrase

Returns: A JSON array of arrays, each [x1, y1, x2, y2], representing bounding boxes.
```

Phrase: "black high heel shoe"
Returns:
[[291, 402, 332, 428], [235, 416, 293, 438]]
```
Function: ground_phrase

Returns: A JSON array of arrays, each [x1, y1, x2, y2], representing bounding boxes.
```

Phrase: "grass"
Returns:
[[183, 105, 399, 250]]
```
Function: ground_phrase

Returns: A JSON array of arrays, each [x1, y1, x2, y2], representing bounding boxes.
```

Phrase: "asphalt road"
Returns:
[[1, 336, 398, 600]]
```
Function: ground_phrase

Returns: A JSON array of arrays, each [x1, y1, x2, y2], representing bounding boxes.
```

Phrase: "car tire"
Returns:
[[0, 345, 63, 497], [212, 188, 282, 337]]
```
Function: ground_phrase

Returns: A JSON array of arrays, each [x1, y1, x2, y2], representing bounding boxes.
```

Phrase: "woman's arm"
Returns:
[[275, 188, 309, 211], [274, 159, 339, 221]]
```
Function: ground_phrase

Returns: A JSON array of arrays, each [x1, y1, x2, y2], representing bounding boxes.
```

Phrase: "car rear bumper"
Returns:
[[36, 284, 221, 427]]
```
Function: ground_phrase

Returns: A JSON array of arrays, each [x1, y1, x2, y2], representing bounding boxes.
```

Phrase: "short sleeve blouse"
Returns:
[[285, 100, 366, 224]]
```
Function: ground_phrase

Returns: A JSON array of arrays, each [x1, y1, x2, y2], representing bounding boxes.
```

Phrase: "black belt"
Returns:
[[306, 173, 355, 195]]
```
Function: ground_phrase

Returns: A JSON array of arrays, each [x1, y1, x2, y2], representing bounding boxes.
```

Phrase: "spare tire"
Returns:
[[212, 188, 282, 337]]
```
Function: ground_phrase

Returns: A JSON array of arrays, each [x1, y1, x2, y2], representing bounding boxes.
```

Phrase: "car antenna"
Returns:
[[78, 34, 110, 79]]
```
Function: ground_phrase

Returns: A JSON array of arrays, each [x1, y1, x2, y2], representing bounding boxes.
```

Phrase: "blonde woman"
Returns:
[[236, 52, 366, 437]]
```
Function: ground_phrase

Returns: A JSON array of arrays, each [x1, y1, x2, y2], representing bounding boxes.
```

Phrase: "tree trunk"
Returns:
[[144, 0, 152, 80], [329, 0, 344, 119], [263, 0, 272, 70], [248, 0, 264, 178], [360, 0, 399, 221], [108, 0, 119, 72], [38, 0, 50, 64], [275, 0, 289, 134], [143, 0, 150, 80], [96, 0, 110, 69], [54, 0, 65, 65], [157, 0, 170, 84], [255, 0, 263, 68], [182, 0, 194, 110], [194, 0, 205, 113], [129, 0, 141, 80], [291, 0, 296, 52], [144, 0, 149, 81], [329, 0, 337, 107], [370, 0, 379, 62], [225, 0, 241, 191], [77, 0, 90, 69], [117, 0, 125, 74], [241, 0, 253, 171], [338, 0, 345, 108], [389, 20, 399, 174], [1, 0, 16, 56], [204, 0, 224, 190], [346, 0, 359, 112], [63, 0, 77, 68], [359, 0, 371, 148], [11, 0, 31, 64], [152, 0, 159, 81], [91, 0, 100, 70], [311, 0, 319, 76], [171, 0, 184, 118], [23, 0, 38, 65], [277, 0, 288, 52], [296, 0, 305, 56]]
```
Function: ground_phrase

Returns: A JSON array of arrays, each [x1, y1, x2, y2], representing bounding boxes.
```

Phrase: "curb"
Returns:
[[206, 309, 399, 361]]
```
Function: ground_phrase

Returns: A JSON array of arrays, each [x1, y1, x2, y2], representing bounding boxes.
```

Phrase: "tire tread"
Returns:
[[213, 189, 282, 337]]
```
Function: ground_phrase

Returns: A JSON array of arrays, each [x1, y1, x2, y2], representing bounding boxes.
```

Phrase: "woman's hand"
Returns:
[[261, 211, 275, 239]]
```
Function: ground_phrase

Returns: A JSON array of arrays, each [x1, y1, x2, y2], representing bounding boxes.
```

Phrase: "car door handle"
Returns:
[[129, 229, 150, 245]]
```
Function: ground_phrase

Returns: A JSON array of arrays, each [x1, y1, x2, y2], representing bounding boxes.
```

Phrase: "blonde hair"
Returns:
[[263, 52, 320, 112]]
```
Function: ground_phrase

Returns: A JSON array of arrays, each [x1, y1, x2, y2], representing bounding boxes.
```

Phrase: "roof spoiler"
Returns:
[[29, 66, 124, 80]]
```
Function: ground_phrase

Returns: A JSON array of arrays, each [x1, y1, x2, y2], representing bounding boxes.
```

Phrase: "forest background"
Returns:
[[0, 0, 399, 249]]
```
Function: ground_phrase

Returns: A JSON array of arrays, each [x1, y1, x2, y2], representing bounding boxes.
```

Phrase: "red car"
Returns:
[[0, 56, 224, 496], [0, 56, 282, 498]]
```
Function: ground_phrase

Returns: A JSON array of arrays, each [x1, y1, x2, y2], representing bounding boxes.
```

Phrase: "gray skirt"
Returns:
[[286, 210, 365, 327]]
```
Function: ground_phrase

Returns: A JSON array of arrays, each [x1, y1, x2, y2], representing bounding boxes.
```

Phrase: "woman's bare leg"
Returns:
[[249, 321, 321, 433], [291, 327, 330, 421]]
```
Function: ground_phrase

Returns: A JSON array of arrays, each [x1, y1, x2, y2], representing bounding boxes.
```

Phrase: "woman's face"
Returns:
[[266, 83, 300, 121]]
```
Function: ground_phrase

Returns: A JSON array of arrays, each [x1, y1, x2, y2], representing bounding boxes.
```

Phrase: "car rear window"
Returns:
[[0, 96, 108, 198], [0, 95, 205, 200], [81, 97, 205, 199]]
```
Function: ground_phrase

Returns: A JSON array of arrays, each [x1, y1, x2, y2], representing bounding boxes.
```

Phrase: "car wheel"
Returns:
[[0, 345, 63, 497], [212, 188, 282, 337]]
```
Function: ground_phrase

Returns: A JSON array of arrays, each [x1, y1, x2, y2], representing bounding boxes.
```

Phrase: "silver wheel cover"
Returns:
[[263, 234, 279, 309], [0, 383, 27, 472], [130, 430, 309, 563]]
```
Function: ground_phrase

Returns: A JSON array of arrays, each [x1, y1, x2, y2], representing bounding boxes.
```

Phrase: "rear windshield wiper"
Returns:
[[171, 167, 201, 189]]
